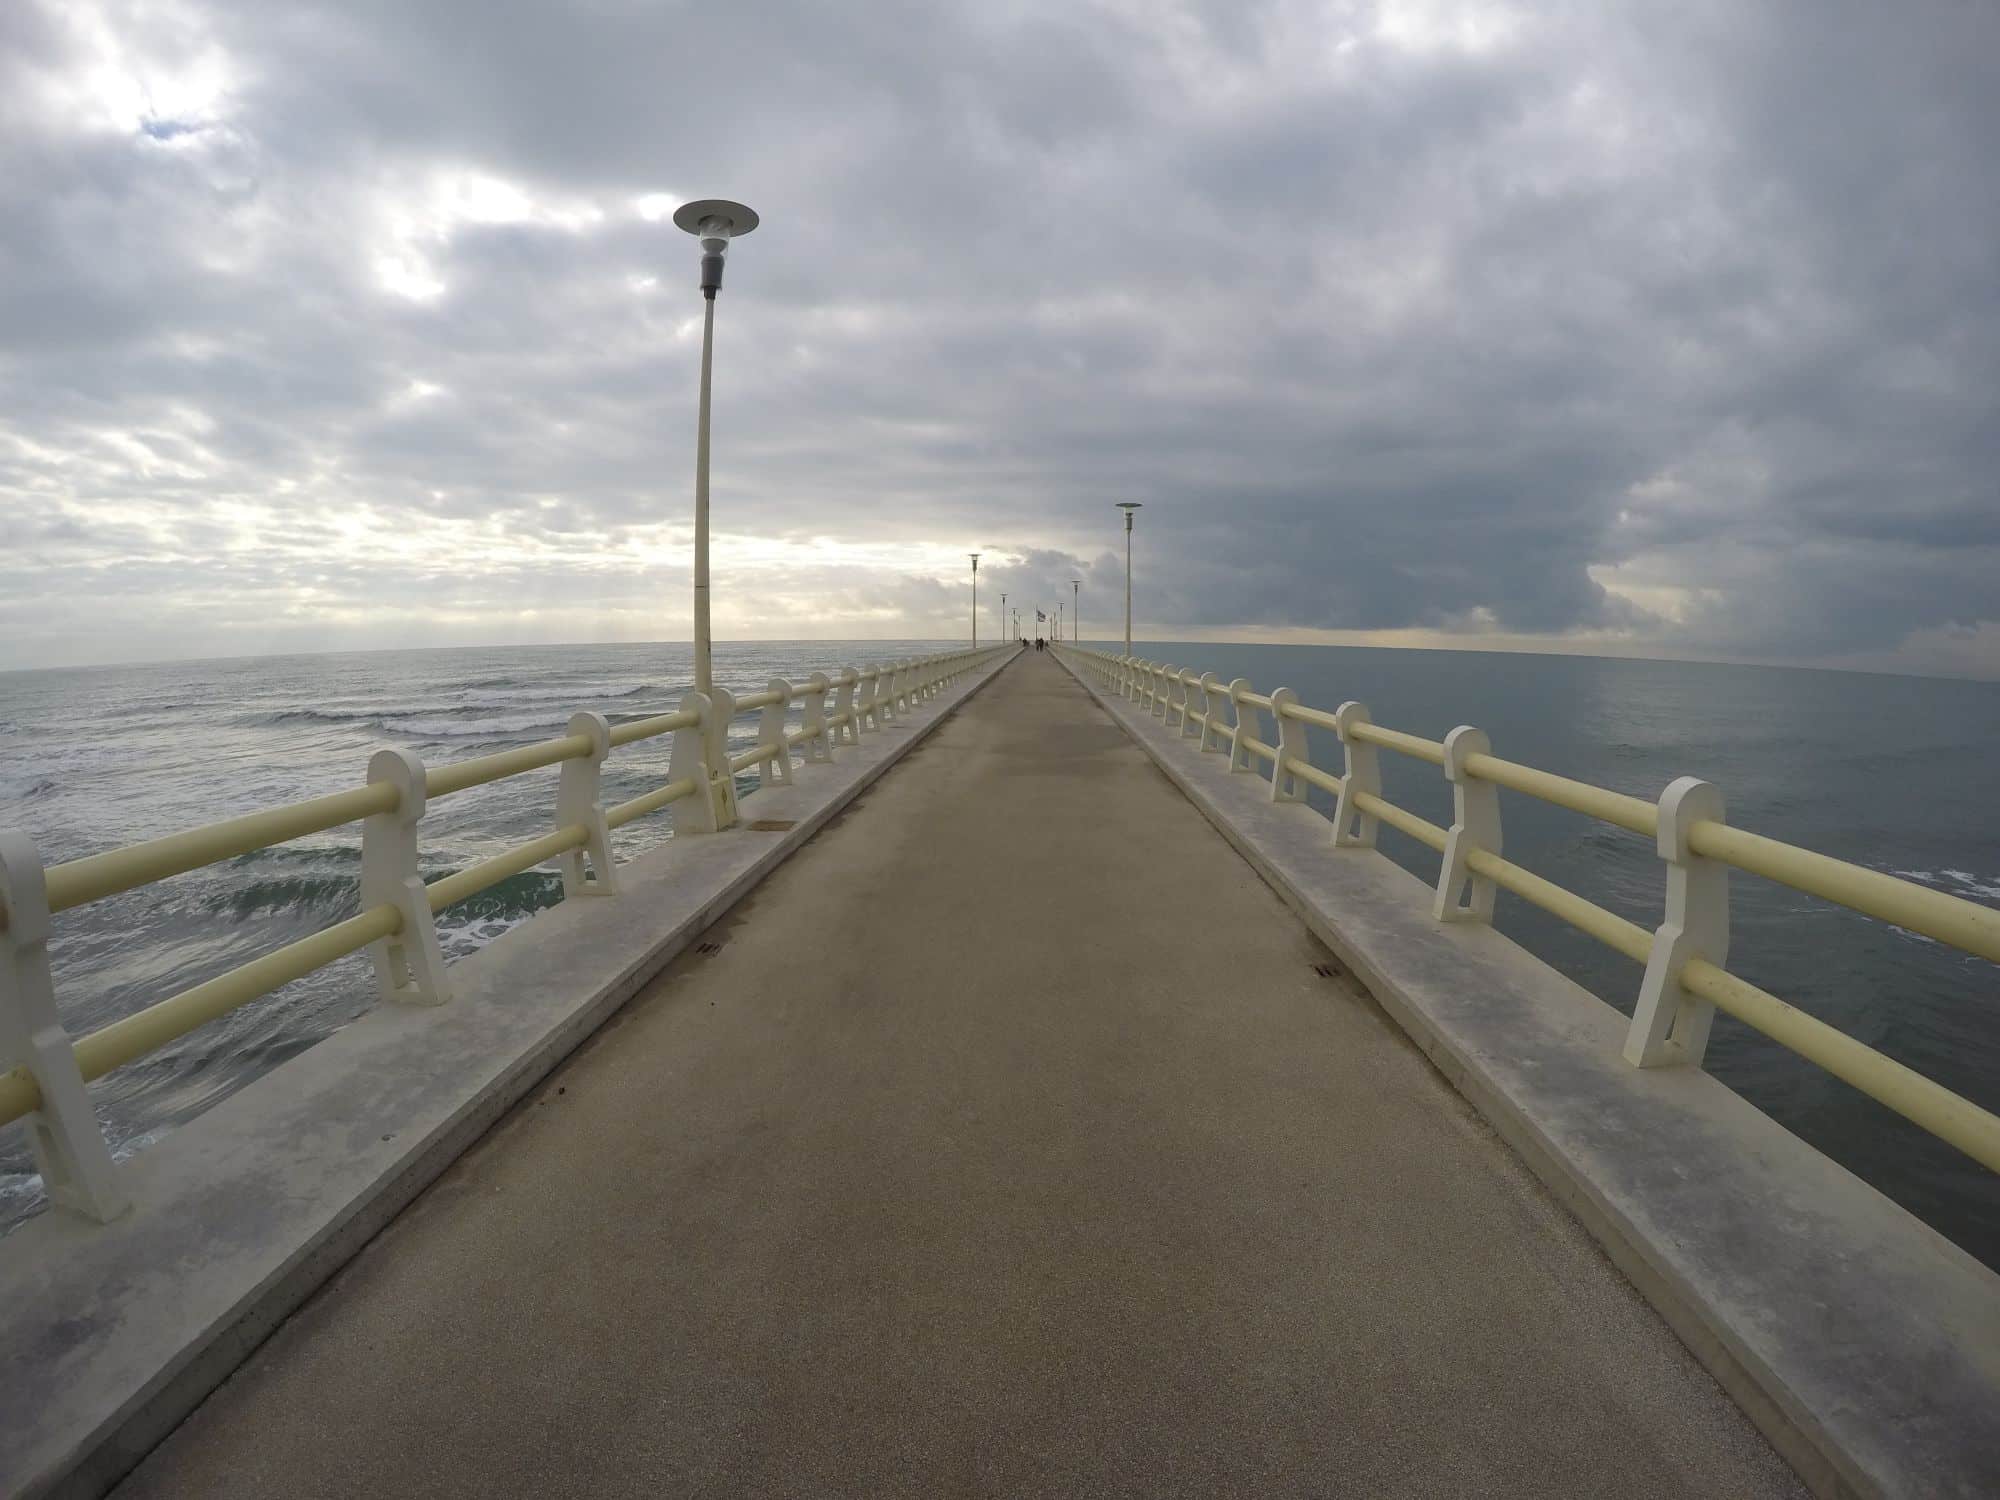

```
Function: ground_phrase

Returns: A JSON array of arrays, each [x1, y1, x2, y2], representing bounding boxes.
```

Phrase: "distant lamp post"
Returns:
[[1072, 578, 1081, 646], [1115, 503, 1142, 655], [671, 197, 760, 695], [969, 553, 981, 647], [999, 592, 1007, 647]]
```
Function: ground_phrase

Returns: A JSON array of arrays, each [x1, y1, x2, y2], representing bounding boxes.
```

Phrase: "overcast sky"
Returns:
[[3, 0, 1996, 676]]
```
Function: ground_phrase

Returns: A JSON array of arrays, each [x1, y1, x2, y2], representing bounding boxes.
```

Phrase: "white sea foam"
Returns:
[[1888, 867, 2000, 902]]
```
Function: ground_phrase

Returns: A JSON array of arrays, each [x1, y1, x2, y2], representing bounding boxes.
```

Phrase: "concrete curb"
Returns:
[[1055, 651, 2000, 1500], [0, 649, 1021, 1500]]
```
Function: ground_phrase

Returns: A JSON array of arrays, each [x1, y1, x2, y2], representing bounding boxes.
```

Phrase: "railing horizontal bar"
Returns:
[[43, 783, 400, 914], [605, 777, 698, 830], [1463, 753, 1658, 838], [1463, 848, 1653, 964], [1681, 958, 2000, 1174], [728, 745, 782, 773], [1240, 735, 1278, 763], [1351, 791, 1450, 852], [1283, 756, 1343, 796], [425, 734, 593, 799], [1688, 822, 2000, 964], [1237, 689, 1274, 709], [425, 825, 588, 915], [0, 904, 404, 1128], [784, 726, 815, 746], [607, 709, 698, 749], [1348, 722, 1447, 766], [1277, 701, 1343, 732], [732, 688, 785, 712]]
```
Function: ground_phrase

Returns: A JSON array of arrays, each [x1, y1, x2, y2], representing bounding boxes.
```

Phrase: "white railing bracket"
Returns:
[[1433, 725, 1500, 922], [1626, 777, 1727, 1068], [0, 830, 130, 1222], [361, 748, 452, 1006], [557, 712, 617, 898], [1331, 702, 1381, 848]]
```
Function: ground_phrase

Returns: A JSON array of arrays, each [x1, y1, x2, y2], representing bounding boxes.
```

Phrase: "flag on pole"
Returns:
[[1036, 609, 1046, 622]]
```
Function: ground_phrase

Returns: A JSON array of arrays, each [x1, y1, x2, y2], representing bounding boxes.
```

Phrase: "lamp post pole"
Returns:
[[969, 554, 980, 648], [1116, 503, 1142, 656], [999, 592, 1007, 649], [673, 199, 759, 696], [1072, 578, 1081, 647]]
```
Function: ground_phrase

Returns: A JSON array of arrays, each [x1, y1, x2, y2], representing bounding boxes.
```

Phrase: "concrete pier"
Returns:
[[118, 652, 1802, 1498]]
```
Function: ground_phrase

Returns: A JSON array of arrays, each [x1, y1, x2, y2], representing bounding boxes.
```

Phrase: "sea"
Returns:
[[2, 638, 1997, 1273]]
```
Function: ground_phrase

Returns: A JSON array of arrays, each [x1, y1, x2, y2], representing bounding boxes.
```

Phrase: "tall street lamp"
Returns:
[[969, 553, 981, 647], [999, 592, 1007, 647], [1116, 502, 1142, 655], [672, 198, 760, 696], [1072, 578, 1081, 646]]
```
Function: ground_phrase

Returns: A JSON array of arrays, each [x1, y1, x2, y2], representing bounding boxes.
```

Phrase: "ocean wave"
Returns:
[[202, 872, 363, 918], [460, 683, 658, 705], [201, 860, 564, 925], [381, 712, 570, 738], [433, 870, 565, 928], [244, 707, 384, 727], [245, 690, 660, 735], [0, 774, 56, 802], [1889, 867, 2000, 902]]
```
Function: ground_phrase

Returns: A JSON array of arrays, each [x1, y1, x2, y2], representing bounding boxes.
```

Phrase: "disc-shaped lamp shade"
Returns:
[[673, 199, 759, 294]]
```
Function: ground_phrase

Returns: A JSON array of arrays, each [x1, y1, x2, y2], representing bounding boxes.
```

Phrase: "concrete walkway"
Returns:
[[120, 652, 1802, 1499]]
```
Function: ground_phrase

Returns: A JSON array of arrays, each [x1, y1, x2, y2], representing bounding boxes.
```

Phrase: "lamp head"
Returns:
[[672, 199, 759, 297], [1116, 501, 1142, 529]]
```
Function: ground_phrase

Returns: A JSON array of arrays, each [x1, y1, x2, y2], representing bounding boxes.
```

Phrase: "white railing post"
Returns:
[[1433, 726, 1500, 922], [1331, 702, 1381, 847], [881, 664, 901, 723], [1197, 673, 1225, 751], [897, 659, 914, 712], [1176, 670, 1199, 737], [1227, 679, 1259, 773], [668, 688, 737, 833], [1153, 665, 1172, 718], [833, 667, 858, 743], [1268, 688, 1307, 802], [857, 668, 880, 732], [0, 830, 129, 1222], [1625, 777, 1727, 1068], [801, 672, 833, 763], [556, 712, 617, 898], [756, 678, 794, 789], [708, 686, 740, 826], [361, 748, 451, 1006]]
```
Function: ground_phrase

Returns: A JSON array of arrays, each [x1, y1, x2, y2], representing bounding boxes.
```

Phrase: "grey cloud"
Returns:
[[1, 0, 1996, 673]]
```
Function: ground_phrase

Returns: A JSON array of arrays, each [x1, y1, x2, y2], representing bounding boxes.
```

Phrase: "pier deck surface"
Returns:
[[119, 651, 1802, 1498]]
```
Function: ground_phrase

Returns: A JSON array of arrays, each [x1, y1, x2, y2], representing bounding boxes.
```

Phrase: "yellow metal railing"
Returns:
[[0, 647, 1014, 1158], [1059, 645, 2000, 1176]]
